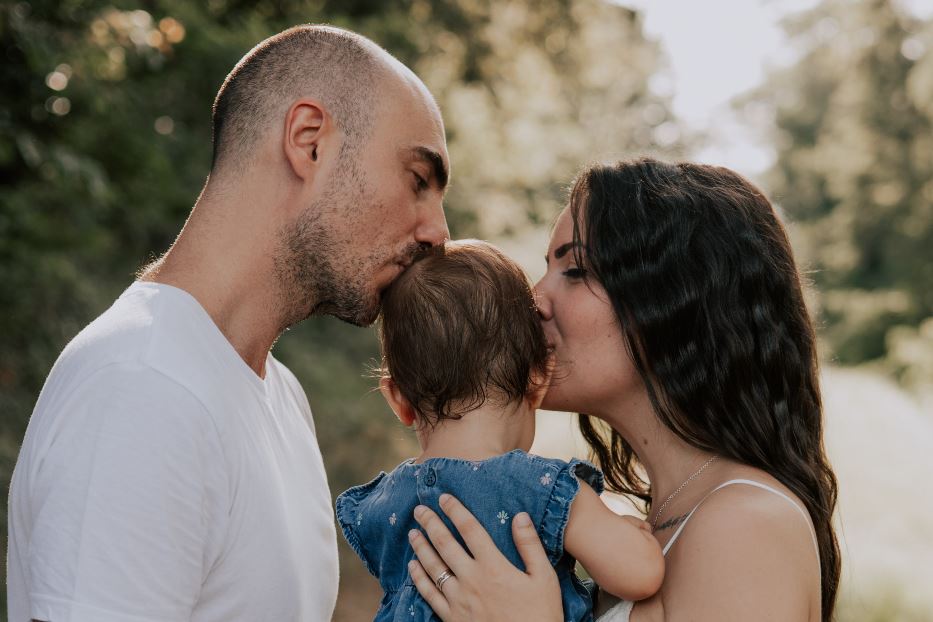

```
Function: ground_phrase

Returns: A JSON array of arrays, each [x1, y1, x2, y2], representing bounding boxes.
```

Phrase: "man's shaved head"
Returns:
[[200, 24, 449, 331], [211, 24, 389, 171]]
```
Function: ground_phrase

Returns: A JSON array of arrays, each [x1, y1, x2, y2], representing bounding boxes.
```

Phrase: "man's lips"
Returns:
[[378, 259, 413, 295]]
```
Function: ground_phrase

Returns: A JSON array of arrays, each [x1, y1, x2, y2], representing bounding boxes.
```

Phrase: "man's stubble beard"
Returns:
[[273, 157, 381, 330]]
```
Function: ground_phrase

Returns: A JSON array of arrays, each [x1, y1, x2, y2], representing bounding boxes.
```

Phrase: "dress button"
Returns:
[[423, 467, 437, 486]]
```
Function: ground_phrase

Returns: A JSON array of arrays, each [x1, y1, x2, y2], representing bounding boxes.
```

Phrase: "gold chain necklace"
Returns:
[[650, 455, 718, 530]]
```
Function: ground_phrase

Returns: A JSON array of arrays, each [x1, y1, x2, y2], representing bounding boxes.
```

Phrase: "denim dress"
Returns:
[[335, 449, 604, 622]]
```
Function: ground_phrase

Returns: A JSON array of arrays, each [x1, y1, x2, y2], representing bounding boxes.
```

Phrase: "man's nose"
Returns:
[[415, 200, 449, 247]]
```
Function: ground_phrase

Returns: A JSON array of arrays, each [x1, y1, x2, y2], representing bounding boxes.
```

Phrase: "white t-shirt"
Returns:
[[7, 282, 339, 622]]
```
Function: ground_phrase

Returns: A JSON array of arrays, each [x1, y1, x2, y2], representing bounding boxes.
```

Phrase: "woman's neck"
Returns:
[[415, 400, 535, 463], [596, 394, 720, 508]]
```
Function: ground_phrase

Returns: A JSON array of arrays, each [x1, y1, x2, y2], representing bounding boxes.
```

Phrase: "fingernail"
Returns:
[[515, 512, 532, 527], [409, 529, 420, 541], [414, 505, 426, 518]]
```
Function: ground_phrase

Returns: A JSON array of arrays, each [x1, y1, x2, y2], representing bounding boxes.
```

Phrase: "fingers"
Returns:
[[511, 511, 553, 577], [408, 558, 452, 620], [408, 524, 458, 580], [434, 494, 500, 562], [413, 502, 476, 576]]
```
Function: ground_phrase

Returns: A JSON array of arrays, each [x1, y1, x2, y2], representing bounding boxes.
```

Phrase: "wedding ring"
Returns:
[[434, 568, 454, 593]]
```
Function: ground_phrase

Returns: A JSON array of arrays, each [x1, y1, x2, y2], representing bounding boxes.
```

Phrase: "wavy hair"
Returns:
[[571, 158, 840, 619]]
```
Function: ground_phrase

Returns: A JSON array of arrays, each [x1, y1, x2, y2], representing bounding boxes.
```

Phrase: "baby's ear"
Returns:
[[379, 377, 417, 427], [525, 354, 555, 411]]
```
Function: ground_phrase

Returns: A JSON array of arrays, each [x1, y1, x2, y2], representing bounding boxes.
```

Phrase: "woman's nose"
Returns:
[[533, 283, 552, 321]]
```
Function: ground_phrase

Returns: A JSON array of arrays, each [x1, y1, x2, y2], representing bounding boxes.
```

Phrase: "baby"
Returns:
[[336, 240, 663, 621]]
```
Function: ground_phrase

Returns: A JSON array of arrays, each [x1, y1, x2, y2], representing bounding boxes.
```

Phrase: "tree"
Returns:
[[740, 0, 933, 383]]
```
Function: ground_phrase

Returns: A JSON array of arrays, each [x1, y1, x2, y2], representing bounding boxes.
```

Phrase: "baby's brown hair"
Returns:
[[379, 240, 550, 426]]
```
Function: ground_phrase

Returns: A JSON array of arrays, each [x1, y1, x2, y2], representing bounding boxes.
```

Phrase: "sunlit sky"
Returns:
[[617, 0, 933, 180]]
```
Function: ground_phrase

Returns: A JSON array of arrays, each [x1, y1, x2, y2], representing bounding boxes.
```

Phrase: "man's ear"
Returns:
[[282, 98, 333, 181], [379, 377, 417, 427], [525, 356, 555, 411]]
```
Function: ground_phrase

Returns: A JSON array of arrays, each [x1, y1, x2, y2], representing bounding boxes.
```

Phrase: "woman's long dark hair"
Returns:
[[572, 158, 840, 619]]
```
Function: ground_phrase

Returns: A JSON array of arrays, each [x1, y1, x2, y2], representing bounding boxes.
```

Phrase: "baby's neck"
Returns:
[[415, 400, 535, 464]]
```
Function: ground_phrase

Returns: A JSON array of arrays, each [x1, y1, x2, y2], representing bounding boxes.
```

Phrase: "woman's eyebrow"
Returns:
[[554, 242, 579, 259], [545, 242, 581, 264]]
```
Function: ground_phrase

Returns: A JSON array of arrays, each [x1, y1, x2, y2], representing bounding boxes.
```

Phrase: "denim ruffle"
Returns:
[[538, 458, 604, 566], [335, 470, 388, 577]]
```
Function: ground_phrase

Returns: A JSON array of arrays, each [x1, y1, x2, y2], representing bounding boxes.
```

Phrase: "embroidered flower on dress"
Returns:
[[497, 510, 509, 524], [389, 512, 397, 526], [356, 512, 363, 526], [409, 604, 415, 616], [539, 473, 552, 486], [470, 461, 481, 471]]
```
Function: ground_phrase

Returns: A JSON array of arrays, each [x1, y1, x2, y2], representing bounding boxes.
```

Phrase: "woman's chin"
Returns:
[[539, 390, 570, 413]]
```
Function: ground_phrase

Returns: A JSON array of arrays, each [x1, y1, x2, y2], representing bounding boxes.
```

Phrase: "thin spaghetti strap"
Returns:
[[660, 479, 745, 555], [661, 508, 697, 555], [716, 479, 821, 570], [660, 478, 820, 571]]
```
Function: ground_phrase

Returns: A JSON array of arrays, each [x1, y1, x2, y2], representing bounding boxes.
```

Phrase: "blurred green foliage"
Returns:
[[741, 0, 933, 385], [0, 1, 681, 618]]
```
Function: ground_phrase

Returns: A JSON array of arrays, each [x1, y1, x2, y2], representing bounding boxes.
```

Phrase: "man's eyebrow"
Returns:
[[545, 241, 581, 263], [410, 146, 449, 190]]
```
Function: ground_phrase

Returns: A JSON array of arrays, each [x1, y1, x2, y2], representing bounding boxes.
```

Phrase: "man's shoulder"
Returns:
[[65, 282, 254, 407], [40, 284, 166, 406], [41, 283, 223, 423], [59, 283, 161, 369]]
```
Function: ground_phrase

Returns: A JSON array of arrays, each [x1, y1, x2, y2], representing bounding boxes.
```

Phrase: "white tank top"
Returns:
[[597, 479, 820, 621]]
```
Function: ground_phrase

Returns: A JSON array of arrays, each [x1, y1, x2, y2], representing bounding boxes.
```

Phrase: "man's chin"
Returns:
[[327, 299, 380, 327], [330, 312, 376, 328], [301, 284, 381, 327]]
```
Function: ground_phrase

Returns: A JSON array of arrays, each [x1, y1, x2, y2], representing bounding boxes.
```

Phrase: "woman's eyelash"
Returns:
[[562, 267, 587, 278]]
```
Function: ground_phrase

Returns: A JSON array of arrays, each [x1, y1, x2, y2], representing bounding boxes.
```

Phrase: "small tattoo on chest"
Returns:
[[652, 512, 690, 533]]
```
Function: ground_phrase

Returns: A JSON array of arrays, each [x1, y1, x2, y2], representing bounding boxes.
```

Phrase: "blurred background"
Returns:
[[1, 0, 931, 620]]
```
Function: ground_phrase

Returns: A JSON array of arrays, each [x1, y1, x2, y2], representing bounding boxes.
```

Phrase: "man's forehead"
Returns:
[[396, 70, 445, 130], [381, 68, 449, 175]]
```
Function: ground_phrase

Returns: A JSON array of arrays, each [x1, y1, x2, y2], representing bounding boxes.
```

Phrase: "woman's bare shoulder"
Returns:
[[656, 470, 819, 620]]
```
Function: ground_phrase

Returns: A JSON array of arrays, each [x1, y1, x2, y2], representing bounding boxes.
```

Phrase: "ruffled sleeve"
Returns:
[[334, 472, 387, 578], [537, 458, 605, 566]]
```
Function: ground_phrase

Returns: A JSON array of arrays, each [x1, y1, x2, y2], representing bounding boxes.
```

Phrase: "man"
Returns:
[[7, 24, 449, 621]]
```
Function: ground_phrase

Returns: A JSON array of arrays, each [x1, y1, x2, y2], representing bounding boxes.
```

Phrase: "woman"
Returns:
[[405, 158, 840, 620]]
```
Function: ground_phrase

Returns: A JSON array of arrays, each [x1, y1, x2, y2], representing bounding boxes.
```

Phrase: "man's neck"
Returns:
[[140, 199, 289, 378]]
